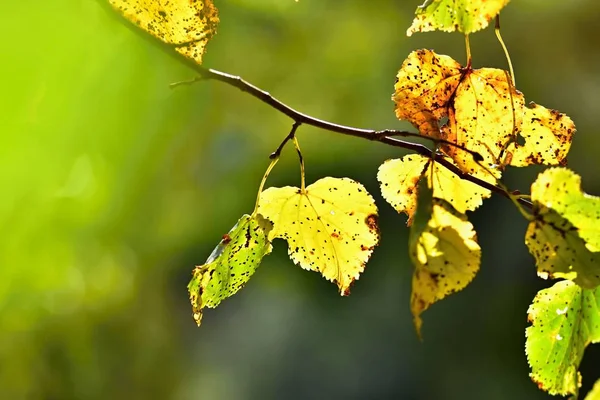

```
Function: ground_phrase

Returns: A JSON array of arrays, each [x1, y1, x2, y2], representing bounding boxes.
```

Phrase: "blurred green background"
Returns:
[[2, 1, 600, 399]]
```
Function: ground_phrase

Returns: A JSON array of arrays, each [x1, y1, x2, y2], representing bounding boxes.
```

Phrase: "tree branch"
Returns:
[[98, 0, 533, 210]]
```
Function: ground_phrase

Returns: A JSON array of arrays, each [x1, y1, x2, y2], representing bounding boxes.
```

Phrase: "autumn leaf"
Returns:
[[504, 103, 575, 167], [531, 168, 600, 251], [377, 154, 493, 224], [526, 168, 600, 289], [526, 280, 600, 396], [393, 49, 575, 176], [409, 179, 481, 336], [407, 0, 510, 36], [187, 214, 272, 326], [109, 0, 219, 64], [393, 49, 463, 139], [258, 177, 379, 295]]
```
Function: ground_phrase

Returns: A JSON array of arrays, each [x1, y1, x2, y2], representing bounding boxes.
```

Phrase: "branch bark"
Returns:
[[98, 0, 533, 210]]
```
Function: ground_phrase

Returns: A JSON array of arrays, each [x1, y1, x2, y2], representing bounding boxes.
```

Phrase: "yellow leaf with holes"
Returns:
[[109, 0, 219, 64], [393, 50, 462, 138], [187, 214, 272, 326], [409, 180, 481, 336], [377, 154, 493, 224], [393, 49, 524, 176], [258, 177, 380, 295], [407, 0, 510, 36], [504, 103, 575, 167]]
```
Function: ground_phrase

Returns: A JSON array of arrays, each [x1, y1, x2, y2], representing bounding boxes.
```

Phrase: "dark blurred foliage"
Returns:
[[2, 1, 600, 399]]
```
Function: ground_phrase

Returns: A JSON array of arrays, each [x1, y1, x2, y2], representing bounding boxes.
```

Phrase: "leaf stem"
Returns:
[[293, 137, 306, 192], [465, 35, 472, 68], [252, 157, 279, 216], [495, 15, 516, 85]]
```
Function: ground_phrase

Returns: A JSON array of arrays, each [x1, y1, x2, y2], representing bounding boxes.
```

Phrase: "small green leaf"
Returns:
[[526, 281, 600, 396], [187, 214, 272, 326], [407, 0, 510, 36], [409, 178, 481, 337]]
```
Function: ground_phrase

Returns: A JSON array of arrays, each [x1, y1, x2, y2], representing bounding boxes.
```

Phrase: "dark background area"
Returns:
[[2, 1, 599, 399]]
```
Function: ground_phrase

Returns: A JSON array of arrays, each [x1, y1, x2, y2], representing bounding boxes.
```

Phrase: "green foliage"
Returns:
[[407, 0, 510, 36], [108, 0, 600, 398], [188, 214, 273, 326], [526, 281, 600, 396]]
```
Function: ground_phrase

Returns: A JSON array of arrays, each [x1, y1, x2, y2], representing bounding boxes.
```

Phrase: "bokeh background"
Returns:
[[2, 1, 600, 399]]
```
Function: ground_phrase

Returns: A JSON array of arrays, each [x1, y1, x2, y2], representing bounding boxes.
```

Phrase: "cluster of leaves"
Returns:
[[108, 0, 600, 397]]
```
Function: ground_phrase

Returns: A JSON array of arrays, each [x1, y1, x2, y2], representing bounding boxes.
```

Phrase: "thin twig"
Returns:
[[97, 0, 533, 210], [271, 122, 301, 159]]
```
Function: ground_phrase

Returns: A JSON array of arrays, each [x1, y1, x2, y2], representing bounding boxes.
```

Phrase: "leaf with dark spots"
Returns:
[[258, 177, 379, 295], [187, 214, 272, 326]]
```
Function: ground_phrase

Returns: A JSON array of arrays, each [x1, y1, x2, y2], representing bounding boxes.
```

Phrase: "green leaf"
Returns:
[[258, 177, 380, 295], [409, 178, 481, 337], [407, 0, 510, 36], [526, 281, 600, 396], [187, 214, 273, 326], [526, 168, 600, 289], [109, 0, 219, 65]]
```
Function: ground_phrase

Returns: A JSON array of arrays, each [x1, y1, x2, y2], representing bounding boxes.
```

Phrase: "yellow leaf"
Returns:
[[258, 177, 380, 295], [504, 103, 575, 167], [393, 49, 462, 139], [109, 0, 219, 65], [407, 0, 510, 36], [409, 190, 481, 336], [441, 67, 524, 175], [377, 154, 493, 224], [393, 50, 524, 176]]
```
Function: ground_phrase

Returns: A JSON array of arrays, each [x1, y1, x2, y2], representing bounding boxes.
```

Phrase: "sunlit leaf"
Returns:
[[377, 154, 492, 224], [504, 103, 575, 167], [526, 280, 600, 396], [526, 207, 600, 289], [109, 0, 219, 64], [409, 179, 481, 336], [586, 379, 600, 400], [187, 214, 272, 326], [393, 49, 523, 176], [526, 168, 600, 289], [393, 49, 574, 177], [393, 49, 462, 138], [258, 177, 379, 295], [407, 0, 510, 36], [531, 168, 600, 251]]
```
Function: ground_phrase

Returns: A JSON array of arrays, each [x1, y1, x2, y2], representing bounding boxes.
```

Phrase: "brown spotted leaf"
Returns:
[[258, 177, 379, 295], [393, 49, 524, 176], [504, 103, 575, 167], [526, 168, 600, 289], [377, 154, 493, 224], [187, 214, 272, 326], [109, 0, 219, 64], [409, 179, 481, 336], [526, 281, 600, 396], [407, 0, 510, 36]]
